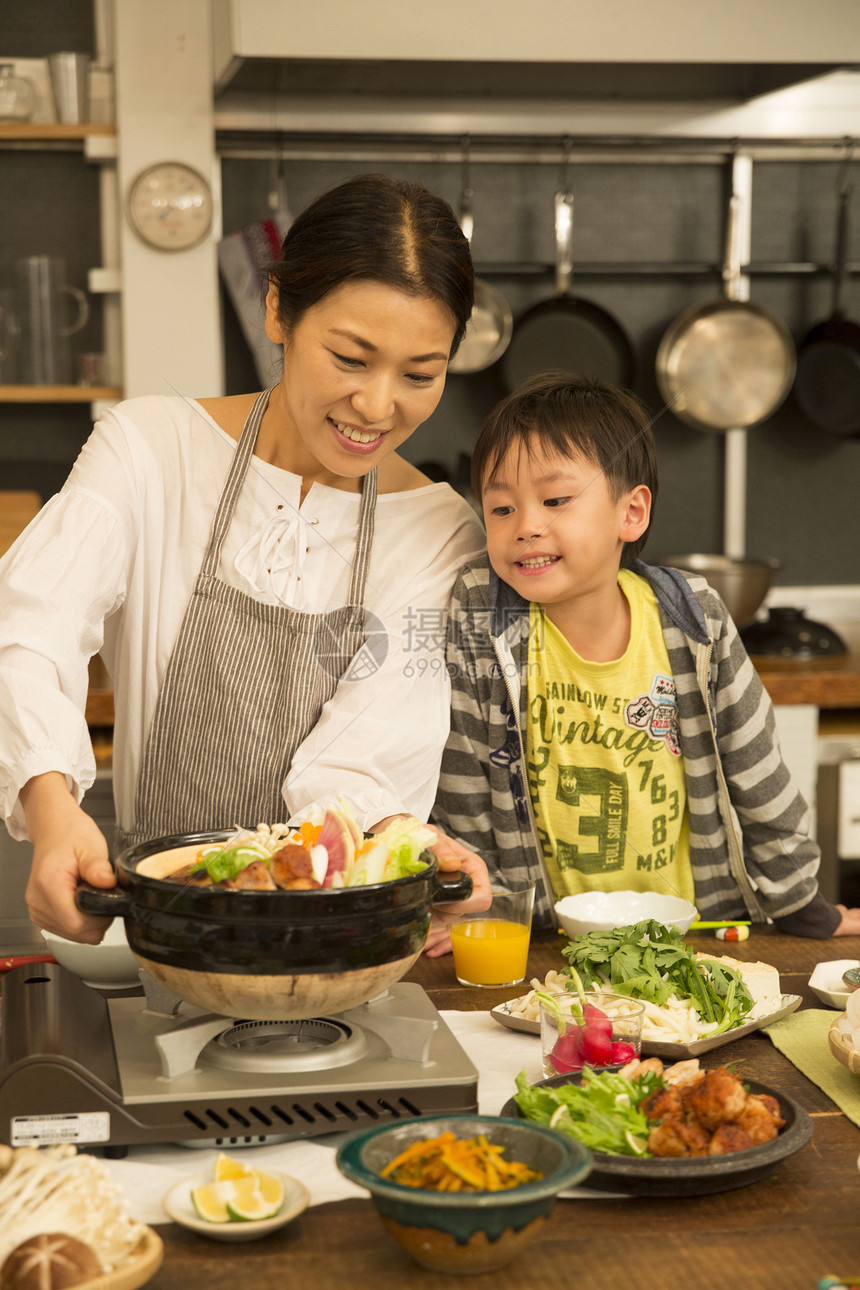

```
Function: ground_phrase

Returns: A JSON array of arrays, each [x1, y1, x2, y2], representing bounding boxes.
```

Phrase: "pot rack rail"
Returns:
[[217, 133, 852, 558], [214, 129, 856, 165], [217, 130, 858, 281]]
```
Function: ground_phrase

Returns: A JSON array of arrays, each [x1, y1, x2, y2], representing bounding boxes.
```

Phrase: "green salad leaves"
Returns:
[[560, 920, 754, 1034], [514, 1066, 664, 1156]]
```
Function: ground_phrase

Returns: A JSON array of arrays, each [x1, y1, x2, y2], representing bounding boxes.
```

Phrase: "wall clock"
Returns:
[[127, 161, 214, 251]]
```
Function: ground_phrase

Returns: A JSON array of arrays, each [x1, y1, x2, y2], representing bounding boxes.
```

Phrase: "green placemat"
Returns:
[[764, 1008, 860, 1129]]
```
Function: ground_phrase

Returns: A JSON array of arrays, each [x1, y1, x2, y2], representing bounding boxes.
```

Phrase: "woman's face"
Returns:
[[265, 279, 456, 481]]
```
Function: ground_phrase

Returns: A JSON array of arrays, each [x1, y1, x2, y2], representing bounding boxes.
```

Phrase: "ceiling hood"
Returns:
[[212, 0, 858, 97], [211, 0, 860, 145]]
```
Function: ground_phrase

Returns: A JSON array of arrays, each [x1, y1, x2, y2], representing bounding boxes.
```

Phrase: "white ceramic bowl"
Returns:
[[554, 890, 698, 938], [809, 959, 860, 1010], [41, 919, 141, 989], [162, 1168, 309, 1242]]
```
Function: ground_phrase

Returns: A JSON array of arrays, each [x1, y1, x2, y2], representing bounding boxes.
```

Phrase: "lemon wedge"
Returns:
[[191, 1180, 237, 1223], [624, 1129, 649, 1156], [191, 1172, 285, 1223], [225, 1171, 285, 1222], [214, 1152, 259, 1183]]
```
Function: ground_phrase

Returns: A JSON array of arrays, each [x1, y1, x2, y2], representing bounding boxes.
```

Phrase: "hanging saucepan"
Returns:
[[793, 169, 860, 436], [448, 170, 513, 374], [501, 188, 635, 392], [656, 188, 796, 432], [76, 830, 472, 1021]]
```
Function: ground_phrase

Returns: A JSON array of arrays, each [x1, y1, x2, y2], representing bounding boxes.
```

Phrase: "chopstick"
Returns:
[[0, 954, 57, 972], [689, 920, 752, 930]]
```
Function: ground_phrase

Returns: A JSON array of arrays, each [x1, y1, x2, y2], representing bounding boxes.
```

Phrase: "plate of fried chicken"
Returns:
[[500, 1060, 813, 1196]]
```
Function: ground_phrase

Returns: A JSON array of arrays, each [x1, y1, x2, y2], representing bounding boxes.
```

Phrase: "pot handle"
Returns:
[[430, 871, 474, 906], [76, 884, 133, 917]]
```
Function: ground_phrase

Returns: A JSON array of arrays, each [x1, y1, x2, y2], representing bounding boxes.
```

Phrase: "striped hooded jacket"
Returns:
[[432, 555, 839, 938]]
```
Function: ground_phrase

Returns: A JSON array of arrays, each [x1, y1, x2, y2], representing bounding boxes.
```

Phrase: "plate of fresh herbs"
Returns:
[[491, 921, 800, 1056]]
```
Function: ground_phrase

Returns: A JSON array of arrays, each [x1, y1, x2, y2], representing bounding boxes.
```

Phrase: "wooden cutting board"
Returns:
[[0, 490, 41, 557]]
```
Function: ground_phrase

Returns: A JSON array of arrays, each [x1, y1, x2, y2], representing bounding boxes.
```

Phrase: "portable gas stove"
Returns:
[[0, 963, 478, 1152]]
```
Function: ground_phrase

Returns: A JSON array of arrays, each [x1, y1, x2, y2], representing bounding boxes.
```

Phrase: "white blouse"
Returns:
[[0, 396, 485, 839]]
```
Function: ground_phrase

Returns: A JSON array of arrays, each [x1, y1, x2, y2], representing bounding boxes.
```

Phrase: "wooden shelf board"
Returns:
[[0, 385, 122, 403], [0, 123, 115, 140]]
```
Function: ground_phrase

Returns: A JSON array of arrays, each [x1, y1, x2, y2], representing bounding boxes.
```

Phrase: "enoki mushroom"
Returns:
[[0, 1145, 144, 1270]]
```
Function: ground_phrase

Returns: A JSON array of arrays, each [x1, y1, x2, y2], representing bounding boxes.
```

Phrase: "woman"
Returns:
[[0, 174, 489, 950]]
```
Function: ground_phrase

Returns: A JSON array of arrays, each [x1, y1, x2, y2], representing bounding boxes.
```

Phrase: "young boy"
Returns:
[[432, 373, 860, 938]]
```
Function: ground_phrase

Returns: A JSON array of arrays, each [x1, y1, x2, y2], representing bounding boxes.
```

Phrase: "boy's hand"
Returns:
[[833, 904, 860, 936], [423, 826, 492, 958]]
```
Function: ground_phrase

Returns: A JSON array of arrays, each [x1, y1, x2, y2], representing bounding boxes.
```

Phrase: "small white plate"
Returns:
[[162, 1168, 309, 1242], [809, 959, 860, 1010]]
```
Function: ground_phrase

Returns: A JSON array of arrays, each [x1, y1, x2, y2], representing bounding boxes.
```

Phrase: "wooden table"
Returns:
[[142, 929, 860, 1290]]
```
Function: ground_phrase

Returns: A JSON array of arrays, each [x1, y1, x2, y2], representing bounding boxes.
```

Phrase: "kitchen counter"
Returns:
[[85, 623, 860, 730], [142, 927, 860, 1290], [753, 620, 860, 707]]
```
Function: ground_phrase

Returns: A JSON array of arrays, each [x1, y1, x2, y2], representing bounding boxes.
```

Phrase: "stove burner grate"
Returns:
[[201, 1017, 370, 1073]]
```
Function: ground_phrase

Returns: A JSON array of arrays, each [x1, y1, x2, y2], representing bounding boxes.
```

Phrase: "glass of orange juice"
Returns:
[[450, 883, 536, 987]]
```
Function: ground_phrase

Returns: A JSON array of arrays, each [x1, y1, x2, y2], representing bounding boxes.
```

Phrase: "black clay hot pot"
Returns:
[[76, 831, 472, 1020]]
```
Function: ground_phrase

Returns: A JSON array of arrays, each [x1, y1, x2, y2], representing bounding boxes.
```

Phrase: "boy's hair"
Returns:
[[471, 372, 659, 567]]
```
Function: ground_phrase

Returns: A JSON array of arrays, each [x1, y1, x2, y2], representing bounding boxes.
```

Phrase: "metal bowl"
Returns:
[[662, 554, 780, 626]]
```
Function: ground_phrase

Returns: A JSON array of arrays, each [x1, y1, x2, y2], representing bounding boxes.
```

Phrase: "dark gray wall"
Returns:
[[220, 154, 860, 586]]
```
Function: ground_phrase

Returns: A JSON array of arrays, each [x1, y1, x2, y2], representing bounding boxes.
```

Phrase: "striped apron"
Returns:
[[118, 387, 377, 849]]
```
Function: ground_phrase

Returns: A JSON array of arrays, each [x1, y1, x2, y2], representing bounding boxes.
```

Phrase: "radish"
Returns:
[[316, 809, 356, 886], [610, 1040, 637, 1065], [578, 1024, 613, 1067], [550, 1028, 583, 1074], [583, 1003, 613, 1037]]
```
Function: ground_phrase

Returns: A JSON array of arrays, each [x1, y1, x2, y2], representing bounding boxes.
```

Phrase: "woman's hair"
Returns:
[[471, 372, 659, 566], [268, 173, 475, 357]]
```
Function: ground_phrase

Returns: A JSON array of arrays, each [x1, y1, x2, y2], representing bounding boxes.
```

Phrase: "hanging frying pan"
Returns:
[[501, 189, 635, 392], [656, 187, 796, 432], [448, 180, 513, 374], [794, 173, 860, 436]]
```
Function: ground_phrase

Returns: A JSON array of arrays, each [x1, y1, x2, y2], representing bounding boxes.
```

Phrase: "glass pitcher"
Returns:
[[0, 289, 20, 383], [16, 256, 89, 385]]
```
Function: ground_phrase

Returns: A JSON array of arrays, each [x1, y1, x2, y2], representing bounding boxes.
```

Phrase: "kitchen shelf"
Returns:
[[0, 123, 115, 141], [86, 689, 115, 727], [0, 385, 122, 403]]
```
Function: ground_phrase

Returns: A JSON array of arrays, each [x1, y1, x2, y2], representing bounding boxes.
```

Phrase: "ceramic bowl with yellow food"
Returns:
[[335, 1114, 592, 1274]]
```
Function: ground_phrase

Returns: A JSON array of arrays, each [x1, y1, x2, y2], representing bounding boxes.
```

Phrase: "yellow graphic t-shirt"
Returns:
[[526, 569, 694, 904]]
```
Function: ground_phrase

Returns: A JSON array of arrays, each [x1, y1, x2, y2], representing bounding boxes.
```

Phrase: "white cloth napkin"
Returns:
[[103, 1009, 615, 1224]]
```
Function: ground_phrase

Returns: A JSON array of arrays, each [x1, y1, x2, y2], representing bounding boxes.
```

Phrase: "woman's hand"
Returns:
[[21, 772, 115, 942], [423, 826, 492, 958], [833, 904, 860, 935]]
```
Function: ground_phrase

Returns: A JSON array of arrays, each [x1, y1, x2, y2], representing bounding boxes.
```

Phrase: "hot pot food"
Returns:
[[76, 811, 472, 1021]]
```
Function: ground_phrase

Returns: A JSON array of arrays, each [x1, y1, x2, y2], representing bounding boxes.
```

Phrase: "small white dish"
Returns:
[[41, 920, 141, 989], [554, 890, 697, 939], [162, 1168, 309, 1242], [808, 959, 860, 1010]]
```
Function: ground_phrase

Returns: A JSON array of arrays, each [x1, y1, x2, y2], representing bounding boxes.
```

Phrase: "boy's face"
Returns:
[[481, 440, 650, 608]]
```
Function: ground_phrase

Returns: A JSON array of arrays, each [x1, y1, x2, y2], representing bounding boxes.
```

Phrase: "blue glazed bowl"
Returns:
[[335, 1114, 592, 1274]]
